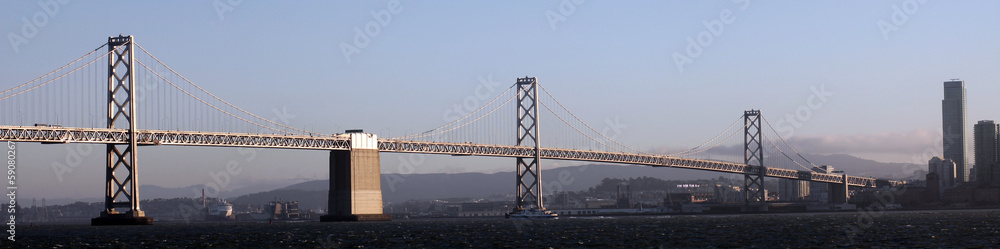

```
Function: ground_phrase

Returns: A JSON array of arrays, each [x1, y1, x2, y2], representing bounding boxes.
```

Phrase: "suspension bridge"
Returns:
[[1, 35, 898, 225]]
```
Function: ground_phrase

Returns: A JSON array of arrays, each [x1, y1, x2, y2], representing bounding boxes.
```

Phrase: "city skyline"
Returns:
[[2, 2, 999, 201]]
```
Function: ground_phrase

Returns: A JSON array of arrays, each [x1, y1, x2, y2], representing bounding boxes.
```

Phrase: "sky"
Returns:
[[2, 1, 999, 200]]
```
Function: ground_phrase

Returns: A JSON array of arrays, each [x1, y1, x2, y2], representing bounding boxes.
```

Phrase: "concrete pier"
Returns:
[[321, 133, 391, 222], [91, 211, 154, 226]]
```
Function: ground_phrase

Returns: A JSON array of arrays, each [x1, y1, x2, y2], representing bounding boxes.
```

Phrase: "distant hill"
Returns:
[[273, 154, 924, 203], [796, 153, 925, 179], [144, 154, 924, 206], [137, 178, 321, 200], [230, 189, 328, 212], [278, 164, 730, 203], [139, 185, 208, 200]]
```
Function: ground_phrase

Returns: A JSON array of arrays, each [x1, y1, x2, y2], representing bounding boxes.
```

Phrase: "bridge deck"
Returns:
[[379, 140, 882, 187], [0, 126, 351, 150], [1, 126, 891, 187]]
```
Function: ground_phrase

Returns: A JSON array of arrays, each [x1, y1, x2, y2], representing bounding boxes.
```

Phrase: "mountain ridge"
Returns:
[[60, 153, 920, 205]]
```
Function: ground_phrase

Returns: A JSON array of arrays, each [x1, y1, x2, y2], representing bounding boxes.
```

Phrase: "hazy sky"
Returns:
[[3, 1, 999, 200]]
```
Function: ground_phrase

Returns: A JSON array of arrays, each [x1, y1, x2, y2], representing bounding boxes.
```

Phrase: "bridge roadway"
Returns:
[[1, 126, 889, 187]]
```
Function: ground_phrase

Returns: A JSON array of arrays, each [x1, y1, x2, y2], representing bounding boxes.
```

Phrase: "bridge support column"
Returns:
[[829, 175, 849, 204], [93, 35, 152, 226], [321, 133, 390, 222], [512, 77, 545, 212], [743, 110, 767, 212]]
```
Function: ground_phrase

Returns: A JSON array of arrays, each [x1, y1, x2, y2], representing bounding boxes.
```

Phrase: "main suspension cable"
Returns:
[[135, 59, 291, 134], [0, 50, 113, 102], [135, 43, 310, 135], [392, 84, 515, 140], [537, 84, 648, 154], [762, 116, 818, 167]]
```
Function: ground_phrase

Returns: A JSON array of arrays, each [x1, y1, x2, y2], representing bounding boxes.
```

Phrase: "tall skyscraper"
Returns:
[[942, 80, 969, 182], [974, 120, 998, 187]]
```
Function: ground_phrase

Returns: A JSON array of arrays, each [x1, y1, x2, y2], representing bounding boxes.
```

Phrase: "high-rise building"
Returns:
[[942, 80, 969, 182], [808, 165, 839, 203], [778, 179, 809, 201], [973, 120, 999, 187], [927, 156, 956, 195]]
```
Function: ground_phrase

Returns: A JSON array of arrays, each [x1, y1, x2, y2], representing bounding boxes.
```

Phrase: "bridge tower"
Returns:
[[513, 77, 545, 212], [321, 132, 391, 222], [743, 110, 767, 212], [92, 35, 153, 225]]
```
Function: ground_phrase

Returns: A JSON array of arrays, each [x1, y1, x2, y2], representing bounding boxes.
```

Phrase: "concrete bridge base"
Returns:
[[320, 214, 392, 222], [91, 212, 154, 226], [320, 133, 390, 222]]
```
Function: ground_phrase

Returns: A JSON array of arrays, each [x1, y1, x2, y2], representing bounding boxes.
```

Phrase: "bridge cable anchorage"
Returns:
[[0, 50, 114, 102], [762, 133, 813, 171], [0, 43, 108, 97], [134, 43, 312, 135], [537, 84, 650, 155], [134, 59, 297, 135], [391, 84, 516, 140], [761, 116, 818, 168], [667, 116, 745, 157]]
